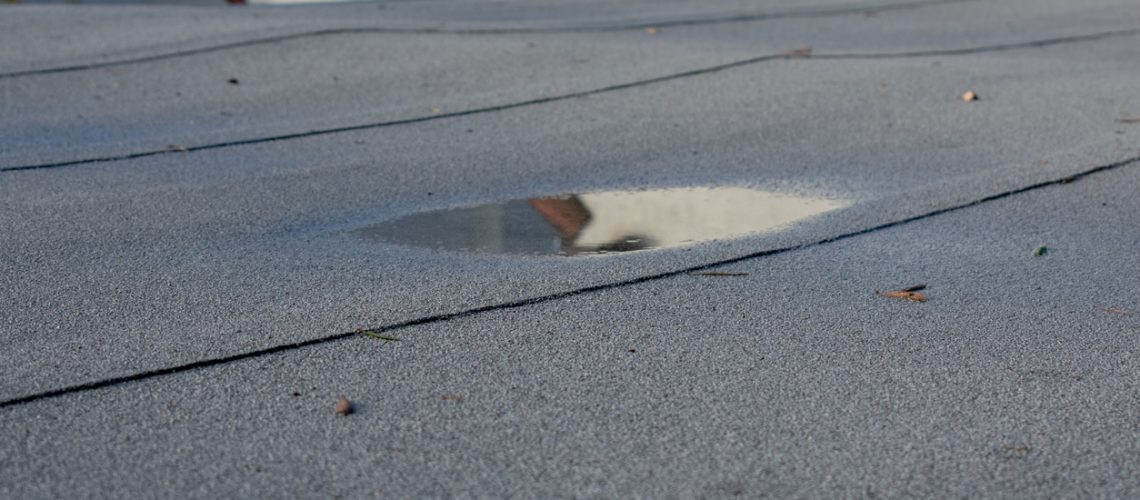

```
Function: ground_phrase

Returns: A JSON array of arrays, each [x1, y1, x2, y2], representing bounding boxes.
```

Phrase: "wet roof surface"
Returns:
[[359, 187, 845, 256], [1, 0, 1139, 497]]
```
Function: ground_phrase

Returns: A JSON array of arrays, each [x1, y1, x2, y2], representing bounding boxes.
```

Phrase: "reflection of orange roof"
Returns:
[[528, 196, 591, 240]]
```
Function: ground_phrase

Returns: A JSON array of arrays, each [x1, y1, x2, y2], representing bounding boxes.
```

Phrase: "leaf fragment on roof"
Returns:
[[789, 45, 813, 57], [876, 289, 927, 302], [335, 396, 353, 416], [358, 329, 400, 341]]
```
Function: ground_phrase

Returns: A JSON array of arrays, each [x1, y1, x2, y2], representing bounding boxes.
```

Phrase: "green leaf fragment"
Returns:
[[360, 331, 400, 341], [1033, 246, 1048, 257]]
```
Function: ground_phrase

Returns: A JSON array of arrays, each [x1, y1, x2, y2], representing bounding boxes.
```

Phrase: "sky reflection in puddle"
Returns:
[[359, 187, 845, 257]]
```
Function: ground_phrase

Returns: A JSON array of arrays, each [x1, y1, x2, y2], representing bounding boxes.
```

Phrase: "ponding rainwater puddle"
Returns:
[[359, 187, 845, 257]]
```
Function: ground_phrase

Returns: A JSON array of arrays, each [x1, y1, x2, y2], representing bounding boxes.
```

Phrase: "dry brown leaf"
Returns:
[[876, 290, 927, 302], [961, 90, 978, 102], [644, 27, 659, 35], [1104, 307, 1131, 316], [335, 396, 353, 416]]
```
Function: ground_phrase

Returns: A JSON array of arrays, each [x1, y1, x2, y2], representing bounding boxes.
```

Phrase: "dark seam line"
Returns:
[[4, 25, 1140, 175], [0, 0, 971, 79], [2, 153, 1138, 409], [0, 53, 786, 173], [811, 26, 1140, 59]]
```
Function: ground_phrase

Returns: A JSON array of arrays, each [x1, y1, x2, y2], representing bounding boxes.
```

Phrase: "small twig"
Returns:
[[1104, 307, 1131, 316]]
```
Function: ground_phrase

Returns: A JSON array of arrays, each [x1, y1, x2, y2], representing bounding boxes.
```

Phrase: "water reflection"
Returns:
[[359, 187, 845, 256]]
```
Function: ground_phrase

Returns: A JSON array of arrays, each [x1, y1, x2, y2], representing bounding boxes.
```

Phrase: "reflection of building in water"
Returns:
[[360, 199, 560, 255], [359, 187, 845, 256]]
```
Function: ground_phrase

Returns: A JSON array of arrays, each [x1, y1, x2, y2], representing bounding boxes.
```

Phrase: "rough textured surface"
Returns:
[[1, 0, 1138, 497]]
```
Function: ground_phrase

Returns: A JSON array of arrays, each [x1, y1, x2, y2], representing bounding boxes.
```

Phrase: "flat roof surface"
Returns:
[[2, 0, 1139, 497]]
